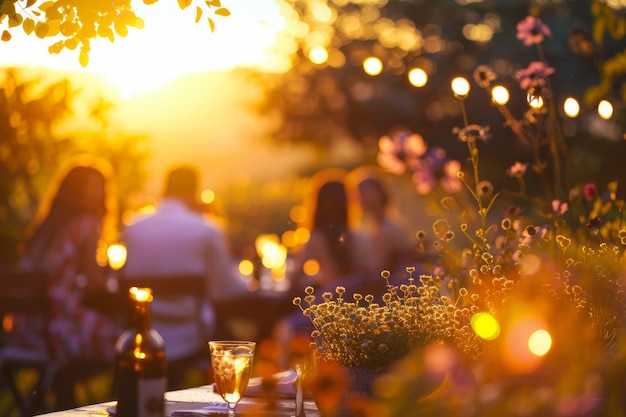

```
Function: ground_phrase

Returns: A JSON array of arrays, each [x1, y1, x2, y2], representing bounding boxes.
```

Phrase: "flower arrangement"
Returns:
[[295, 9, 626, 417], [293, 268, 484, 370]]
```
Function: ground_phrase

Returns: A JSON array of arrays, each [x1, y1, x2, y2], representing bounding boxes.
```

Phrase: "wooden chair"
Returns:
[[0, 266, 56, 417]]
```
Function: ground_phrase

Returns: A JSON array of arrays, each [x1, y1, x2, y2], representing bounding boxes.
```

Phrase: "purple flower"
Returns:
[[412, 160, 436, 195], [515, 61, 555, 90], [516, 16, 552, 46], [377, 131, 427, 175]]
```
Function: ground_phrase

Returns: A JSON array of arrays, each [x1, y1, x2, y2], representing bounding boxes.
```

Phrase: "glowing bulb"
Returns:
[[527, 94, 544, 109], [563, 97, 580, 118], [528, 329, 552, 356], [363, 57, 383, 76], [201, 188, 215, 204], [107, 243, 127, 270], [408, 68, 428, 87], [451, 77, 470, 98], [471, 312, 500, 340], [598, 99, 614, 119], [238, 259, 254, 276], [309, 46, 328, 65], [491, 85, 509, 105]]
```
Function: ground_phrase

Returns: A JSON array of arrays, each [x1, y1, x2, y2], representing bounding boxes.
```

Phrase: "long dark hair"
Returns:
[[23, 157, 115, 263], [311, 179, 353, 275]]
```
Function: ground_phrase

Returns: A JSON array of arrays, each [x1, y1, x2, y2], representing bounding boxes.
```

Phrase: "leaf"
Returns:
[[26, 0, 37, 7], [48, 40, 64, 53], [8, 15, 23, 28], [177, 0, 192, 10], [22, 18, 34, 35], [1, 30, 11, 41], [206, 0, 221, 6], [195, 6, 202, 23], [34, 22, 49, 38], [207, 17, 215, 33], [214, 8, 230, 17], [79, 50, 89, 67], [65, 37, 78, 50], [37, 1, 54, 11]]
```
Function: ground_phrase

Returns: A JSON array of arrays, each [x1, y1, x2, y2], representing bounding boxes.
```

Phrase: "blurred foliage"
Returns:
[[0, 69, 149, 264], [0, 0, 230, 66], [244, 0, 625, 173]]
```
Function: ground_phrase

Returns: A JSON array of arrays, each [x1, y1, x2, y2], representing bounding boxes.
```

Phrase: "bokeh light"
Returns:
[[238, 259, 254, 276], [107, 243, 127, 270], [502, 316, 548, 373], [598, 99, 614, 119], [471, 312, 500, 340], [563, 97, 580, 118], [408, 68, 428, 87], [363, 57, 383, 76], [527, 94, 544, 109], [451, 77, 470, 98], [201, 188, 215, 204], [303, 259, 320, 276], [491, 85, 509, 105], [528, 329, 552, 356], [309, 46, 329, 65]]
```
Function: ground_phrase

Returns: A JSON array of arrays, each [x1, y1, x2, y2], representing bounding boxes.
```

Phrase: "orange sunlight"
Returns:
[[1, 0, 293, 99]]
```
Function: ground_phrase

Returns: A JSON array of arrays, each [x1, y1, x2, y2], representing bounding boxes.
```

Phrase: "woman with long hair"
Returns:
[[7, 155, 122, 407]]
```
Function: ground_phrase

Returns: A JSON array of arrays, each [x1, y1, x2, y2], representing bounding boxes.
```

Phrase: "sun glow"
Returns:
[[0, 0, 292, 99]]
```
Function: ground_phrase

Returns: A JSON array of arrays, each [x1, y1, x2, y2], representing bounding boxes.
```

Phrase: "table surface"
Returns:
[[35, 384, 320, 417]]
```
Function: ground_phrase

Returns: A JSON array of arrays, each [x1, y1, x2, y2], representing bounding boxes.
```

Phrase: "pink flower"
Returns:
[[506, 162, 528, 177], [583, 183, 598, 201], [516, 16, 552, 46], [515, 61, 555, 90], [551, 200, 568, 215], [377, 131, 427, 175]]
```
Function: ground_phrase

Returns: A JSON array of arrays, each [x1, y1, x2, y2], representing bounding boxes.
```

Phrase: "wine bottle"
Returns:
[[114, 287, 167, 417]]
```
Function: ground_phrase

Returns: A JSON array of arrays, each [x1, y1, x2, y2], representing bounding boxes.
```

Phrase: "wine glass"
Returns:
[[209, 341, 256, 417], [288, 339, 316, 417]]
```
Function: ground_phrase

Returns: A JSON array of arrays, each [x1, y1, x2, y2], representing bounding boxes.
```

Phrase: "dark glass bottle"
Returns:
[[114, 287, 167, 417]]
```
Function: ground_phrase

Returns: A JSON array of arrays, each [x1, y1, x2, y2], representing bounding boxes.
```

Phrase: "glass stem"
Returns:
[[228, 403, 237, 417], [295, 366, 305, 417]]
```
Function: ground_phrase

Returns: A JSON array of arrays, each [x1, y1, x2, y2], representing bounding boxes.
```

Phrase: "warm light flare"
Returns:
[[107, 243, 127, 270], [363, 57, 383, 76], [563, 97, 580, 118], [491, 85, 509, 105], [598, 99, 614, 119], [528, 329, 552, 356], [408, 68, 428, 87], [309, 47, 329, 65], [527, 93, 544, 109], [471, 312, 500, 340], [451, 77, 470, 98]]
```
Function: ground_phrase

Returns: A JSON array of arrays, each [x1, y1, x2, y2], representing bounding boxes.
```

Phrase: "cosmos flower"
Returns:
[[377, 131, 428, 175], [516, 15, 552, 46], [515, 61, 555, 90]]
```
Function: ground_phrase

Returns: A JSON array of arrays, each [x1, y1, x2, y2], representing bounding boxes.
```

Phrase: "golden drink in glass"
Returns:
[[209, 341, 256, 417]]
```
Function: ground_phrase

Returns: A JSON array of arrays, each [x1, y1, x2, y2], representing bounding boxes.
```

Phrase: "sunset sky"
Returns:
[[0, 0, 347, 198]]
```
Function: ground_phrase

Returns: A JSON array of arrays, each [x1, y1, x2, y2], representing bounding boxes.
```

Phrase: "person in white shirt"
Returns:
[[121, 165, 247, 388]]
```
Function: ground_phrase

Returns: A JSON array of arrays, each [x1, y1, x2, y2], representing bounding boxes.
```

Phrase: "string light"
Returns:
[[451, 77, 470, 99]]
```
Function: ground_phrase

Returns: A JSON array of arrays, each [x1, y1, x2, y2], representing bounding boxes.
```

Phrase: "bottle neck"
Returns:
[[129, 301, 152, 331]]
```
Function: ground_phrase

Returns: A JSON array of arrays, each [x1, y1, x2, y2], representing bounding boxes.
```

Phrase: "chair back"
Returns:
[[0, 266, 49, 314], [117, 274, 206, 297], [0, 266, 52, 354]]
